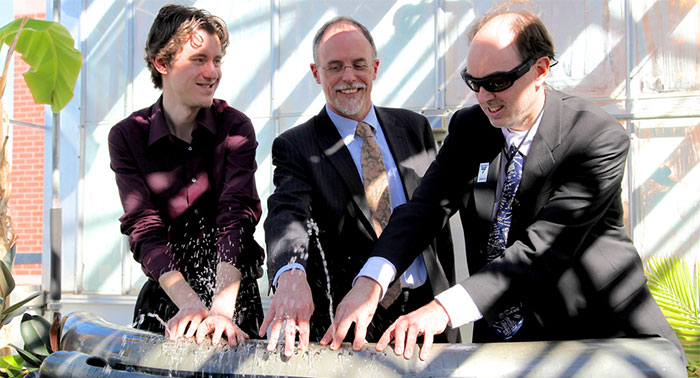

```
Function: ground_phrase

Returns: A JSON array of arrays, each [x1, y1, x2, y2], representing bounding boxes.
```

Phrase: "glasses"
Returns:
[[320, 62, 370, 74], [461, 58, 536, 93]]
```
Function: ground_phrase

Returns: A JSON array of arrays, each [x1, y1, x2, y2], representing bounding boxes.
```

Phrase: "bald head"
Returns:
[[468, 14, 529, 81], [468, 14, 520, 69], [468, 2, 555, 63], [465, 12, 551, 131]]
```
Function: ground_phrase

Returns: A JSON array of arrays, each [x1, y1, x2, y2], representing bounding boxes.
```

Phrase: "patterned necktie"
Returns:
[[355, 121, 400, 308], [355, 121, 392, 235], [485, 144, 524, 340]]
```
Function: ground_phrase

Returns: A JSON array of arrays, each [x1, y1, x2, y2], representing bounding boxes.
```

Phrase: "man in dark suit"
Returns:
[[327, 2, 686, 364], [259, 16, 455, 358]]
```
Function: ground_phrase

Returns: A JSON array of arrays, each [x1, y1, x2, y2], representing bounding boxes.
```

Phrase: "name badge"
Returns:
[[477, 162, 489, 183]]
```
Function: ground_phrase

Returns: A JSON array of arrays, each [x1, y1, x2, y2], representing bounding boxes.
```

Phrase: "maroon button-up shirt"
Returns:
[[108, 97, 263, 281]]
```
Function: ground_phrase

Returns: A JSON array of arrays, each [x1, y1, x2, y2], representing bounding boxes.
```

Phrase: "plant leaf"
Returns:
[[646, 256, 700, 366], [19, 313, 51, 356], [0, 261, 14, 307], [0, 306, 26, 328], [49, 311, 60, 353], [0, 355, 23, 370], [7, 344, 40, 369], [0, 355, 25, 378], [0, 355, 25, 377], [0, 17, 81, 113], [1, 245, 15, 275], [0, 291, 42, 320]]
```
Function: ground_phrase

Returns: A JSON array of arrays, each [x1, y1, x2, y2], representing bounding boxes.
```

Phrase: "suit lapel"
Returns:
[[473, 151, 502, 223], [313, 108, 374, 232], [518, 90, 562, 204], [470, 117, 505, 224], [376, 108, 417, 197]]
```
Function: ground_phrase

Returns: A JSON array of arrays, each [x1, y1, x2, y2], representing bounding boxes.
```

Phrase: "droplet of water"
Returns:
[[306, 218, 334, 321]]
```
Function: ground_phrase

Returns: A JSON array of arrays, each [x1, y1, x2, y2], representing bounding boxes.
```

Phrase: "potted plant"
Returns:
[[0, 16, 81, 376]]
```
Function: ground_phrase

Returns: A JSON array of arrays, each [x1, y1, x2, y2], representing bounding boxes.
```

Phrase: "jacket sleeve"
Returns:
[[263, 133, 315, 288], [371, 108, 478, 277]]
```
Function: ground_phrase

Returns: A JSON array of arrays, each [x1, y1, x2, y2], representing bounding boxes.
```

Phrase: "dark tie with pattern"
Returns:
[[485, 144, 524, 340], [355, 121, 401, 308]]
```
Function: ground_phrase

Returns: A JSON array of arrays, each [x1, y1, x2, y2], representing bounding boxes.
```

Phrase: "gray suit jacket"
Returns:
[[264, 106, 455, 341], [371, 89, 683, 358]]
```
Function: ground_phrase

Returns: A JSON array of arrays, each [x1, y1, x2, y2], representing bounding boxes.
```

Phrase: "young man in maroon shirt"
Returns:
[[108, 4, 263, 346]]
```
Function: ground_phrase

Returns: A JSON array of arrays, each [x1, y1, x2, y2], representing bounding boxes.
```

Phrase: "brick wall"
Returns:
[[9, 12, 46, 286]]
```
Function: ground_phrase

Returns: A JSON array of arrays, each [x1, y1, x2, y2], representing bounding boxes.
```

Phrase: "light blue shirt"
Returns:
[[325, 104, 407, 210], [273, 104, 427, 289]]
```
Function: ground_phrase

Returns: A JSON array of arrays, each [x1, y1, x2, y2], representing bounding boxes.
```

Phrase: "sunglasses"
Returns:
[[461, 58, 537, 93]]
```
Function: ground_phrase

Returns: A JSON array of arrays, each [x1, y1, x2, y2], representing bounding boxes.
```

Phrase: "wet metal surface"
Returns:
[[52, 312, 686, 377]]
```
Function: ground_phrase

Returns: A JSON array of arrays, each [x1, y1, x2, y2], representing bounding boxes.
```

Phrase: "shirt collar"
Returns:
[[147, 96, 171, 147], [325, 104, 379, 140], [147, 96, 218, 147], [197, 101, 218, 135], [500, 106, 544, 157]]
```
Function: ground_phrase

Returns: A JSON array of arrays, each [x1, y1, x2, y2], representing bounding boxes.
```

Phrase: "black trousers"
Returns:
[[133, 271, 264, 339]]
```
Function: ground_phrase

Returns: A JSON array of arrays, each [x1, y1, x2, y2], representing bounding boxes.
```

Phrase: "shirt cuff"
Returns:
[[400, 254, 427, 289], [435, 285, 483, 328], [355, 256, 396, 300], [272, 263, 306, 287], [140, 245, 174, 281]]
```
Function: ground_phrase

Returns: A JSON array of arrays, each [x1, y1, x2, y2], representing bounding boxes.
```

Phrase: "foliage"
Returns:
[[646, 256, 700, 375], [18, 313, 51, 358], [0, 261, 41, 329], [6, 314, 52, 375], [0, 16, 82, 375], [0, 133, 12, 267], [0, 260, 42, 378], [0, 355, 27, 377], [0, 17, 81, 113], [0, 17, 18, 273]]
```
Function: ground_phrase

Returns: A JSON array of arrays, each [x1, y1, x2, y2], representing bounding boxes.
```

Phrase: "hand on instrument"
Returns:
[[376, 300, 449, 361], [259, 269, 314, 357], [320, 276, 381, 351]]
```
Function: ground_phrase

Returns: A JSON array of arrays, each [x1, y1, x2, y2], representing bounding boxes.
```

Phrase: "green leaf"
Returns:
[[19, 313, 51, 356], [646, 256, 700, 367], [0, 291, 42, 321], [0, 306, 26, 328], [0, 261, 14, 307], [8, 344, 40, 369], [1, 245, 16, 274], [0, 355, 23, 370], [0, 17, 81, 113], [0, 355, 25, 378]]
